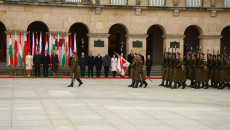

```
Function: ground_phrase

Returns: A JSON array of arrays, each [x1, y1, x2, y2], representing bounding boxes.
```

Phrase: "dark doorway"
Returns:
[[0, 21, 6, 62], [146, 25, 164, 64], [221, 26, 230, 54], [69, 23, 89, 56], [108, 24, 127, 57], [27, 21, 49, 55], [184, 25, 201, 55]]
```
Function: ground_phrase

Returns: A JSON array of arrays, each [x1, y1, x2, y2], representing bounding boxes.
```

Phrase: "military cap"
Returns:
[[168, 52, 171, 55], [176, 52, 180, 55], [73, 52, 77, 54], [217, 54, 222, 56], [207, 53, 212, 56], [223, 53, 228, 57], [200, 53, 205, 55]]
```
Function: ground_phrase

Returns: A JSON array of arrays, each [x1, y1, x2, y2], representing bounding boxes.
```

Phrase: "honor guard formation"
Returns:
[[159, 47, 230, 90]]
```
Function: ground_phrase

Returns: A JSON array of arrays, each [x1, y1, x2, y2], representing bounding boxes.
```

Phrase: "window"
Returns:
[[186, 0, 201, 7], [65, 0, 81, 2], [149, 0, 165, 6], [223, 0, 230, 8], [110, 0, 127, 5]]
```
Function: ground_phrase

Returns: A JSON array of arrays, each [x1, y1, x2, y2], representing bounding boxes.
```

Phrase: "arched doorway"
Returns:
[[221, 26, 230, 54], [69, 23, 89, 56], [27, 21, 49, 54], [0, 21, 6, 62], [184, 25, 201, 55], [146, 25, 164, 65], [108, 24, 127, 57]]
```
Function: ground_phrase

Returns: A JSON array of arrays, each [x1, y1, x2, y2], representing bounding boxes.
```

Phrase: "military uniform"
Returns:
[[172, 53, 186, 89], [219, 55, 230, 89], [214, 55, 222, 88], [195, 57, 207, 89], [210, 56, 216, 87], [168, 55, 175, 88], [67, 53, 83, 87], [134, 56, 148, 88], [183, 55, 190, 80], [165, 54, 171, 87], [188, 56, 196, 87], [129, 56, 137, 87], [159, 54, 167, 86]]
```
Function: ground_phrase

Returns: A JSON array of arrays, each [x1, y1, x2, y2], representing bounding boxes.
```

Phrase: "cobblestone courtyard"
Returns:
[[0, 78, 229, 130]]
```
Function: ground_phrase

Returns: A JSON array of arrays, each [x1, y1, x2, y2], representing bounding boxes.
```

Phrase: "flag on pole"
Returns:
[[39, 32, 42, 56], [49, 33, 52, 66], [23, 32, 28, 66], [32, 32, 35, 56], [36, 32, 38, 51], [14, 32, 18, 67], [61, 34, 65, 67], [66, 34, 69, 67], [19, 32, 23, 67], [45, 32, 48, 52], [52, 33, 55, 50], [57, 33, 59, 57], [28, 32, 30, 53], [117, 55, 130, 76], [8, 32, 13, 67], [69, 34, 73, 57], [74, 33, 77, 52]]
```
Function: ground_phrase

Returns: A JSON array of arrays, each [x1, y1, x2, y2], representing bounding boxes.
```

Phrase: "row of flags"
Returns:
[[8, 32, 78, 68]]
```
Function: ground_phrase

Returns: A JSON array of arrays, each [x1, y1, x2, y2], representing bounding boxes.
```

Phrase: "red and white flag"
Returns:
[[39, 32, 42, 56], [14, 32, 18, 67], [57, 33, 59, 57], [69, 34, 73, 57], [32, 32, 35, 56], [117, 56, 130, 76], [23, 32, 28, 66], [66, 34, 70, 67]]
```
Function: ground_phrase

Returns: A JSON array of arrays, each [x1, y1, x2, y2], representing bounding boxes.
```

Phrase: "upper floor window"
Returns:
[[149, 0, 165, 7], [65, 0, 82, 2], [223, 0, 230, 8], [186, 0, 201, 7], [111, 0, 127, 5]]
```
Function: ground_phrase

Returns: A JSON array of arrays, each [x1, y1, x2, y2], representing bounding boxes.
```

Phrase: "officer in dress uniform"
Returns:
[[164, 52, 171, 87], [210, 54, 217, 88], [183, 53, 190, 86], [204, 54, 213, 89], [214, 54, 222, 88], [67, 52, 83, 87], [168, 53, 175, 88], [133, 54, 148, 88], [172, 52, 186, 89], [129, 53, 137, 87]]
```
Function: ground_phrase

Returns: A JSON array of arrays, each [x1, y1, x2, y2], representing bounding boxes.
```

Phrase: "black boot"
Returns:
[[188, 81, 193, 87], [67, 81, 74, 87], [201, 83, 206, 88], [195, 83, 201, 89], [228, 83, 230, 89], [172, 82, 177, 89], [128, 79, 135, 87], [159, 80, 164, 86], [178, 82, 181, 88], [182, 81, 187, 89], [133, 81, 139, 88], [139, 82, 143, 87], [143, 80, 148, 88], [192, 82, 197, 88], [218, 83, 223, 89], [204, 83, 209, 89], [168, 81, 172, 88], [164, 80, 169, 87], [77, 79, 83, 87]]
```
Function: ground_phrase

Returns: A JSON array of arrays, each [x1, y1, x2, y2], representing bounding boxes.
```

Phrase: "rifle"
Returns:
[[174, 46, 177, 67], [217, 50, 220, 68], [190, 47, 193, 66], [198, 46, 201, 67], [163, 47, 166, 66], [167, 48, 170, 66], [223, 47, 226, 67], [207, 49, 209, 61]]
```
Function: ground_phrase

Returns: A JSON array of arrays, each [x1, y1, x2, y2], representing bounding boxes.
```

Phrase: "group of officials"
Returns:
[[160, 49, 230, 89]]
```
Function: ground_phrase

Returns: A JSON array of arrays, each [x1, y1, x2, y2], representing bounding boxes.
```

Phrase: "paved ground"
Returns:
[[0, 78, 230, 130]]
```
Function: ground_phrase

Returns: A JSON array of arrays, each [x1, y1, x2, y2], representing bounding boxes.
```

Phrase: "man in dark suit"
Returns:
[[79, 52, 87, 77], [42, 50, 50, 77], [120, 42, 126, 55], [79, 39, 87, 54], [103, 52, 111, 77], [146, 55, 152, 77], [33, 50, 42, 77], [87, 51, 94, 77], [127, 50, 134, 77], [95, 52, 102, 77]]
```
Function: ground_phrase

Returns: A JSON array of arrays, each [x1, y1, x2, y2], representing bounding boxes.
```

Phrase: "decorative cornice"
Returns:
[[87, 33, 110, 38], [125, 34, 148, 38], [198, 35, 222, 39], [4, 31, 70, 35], [162, 34, 185, 39]]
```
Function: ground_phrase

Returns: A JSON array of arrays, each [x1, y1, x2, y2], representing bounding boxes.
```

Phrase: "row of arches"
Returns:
[[0, 21, 230, 64]]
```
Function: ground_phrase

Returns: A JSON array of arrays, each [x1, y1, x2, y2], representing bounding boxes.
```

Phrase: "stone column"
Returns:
[[125, 34, 148, 58], [87, 33, 110, 56], [162, 34, 185, 55], [173, 0, 178, 6], [199, 35, 222, 58]]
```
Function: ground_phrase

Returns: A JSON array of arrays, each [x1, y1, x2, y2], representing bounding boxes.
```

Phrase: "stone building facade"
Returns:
[[0, 0, 230, 65]]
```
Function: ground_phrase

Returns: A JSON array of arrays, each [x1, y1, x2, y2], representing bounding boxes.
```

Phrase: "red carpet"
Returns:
[[0, 76, 162, 79]]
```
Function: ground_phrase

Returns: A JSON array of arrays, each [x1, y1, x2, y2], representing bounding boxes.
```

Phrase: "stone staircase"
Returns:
[[0, 62, 162, 77]]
